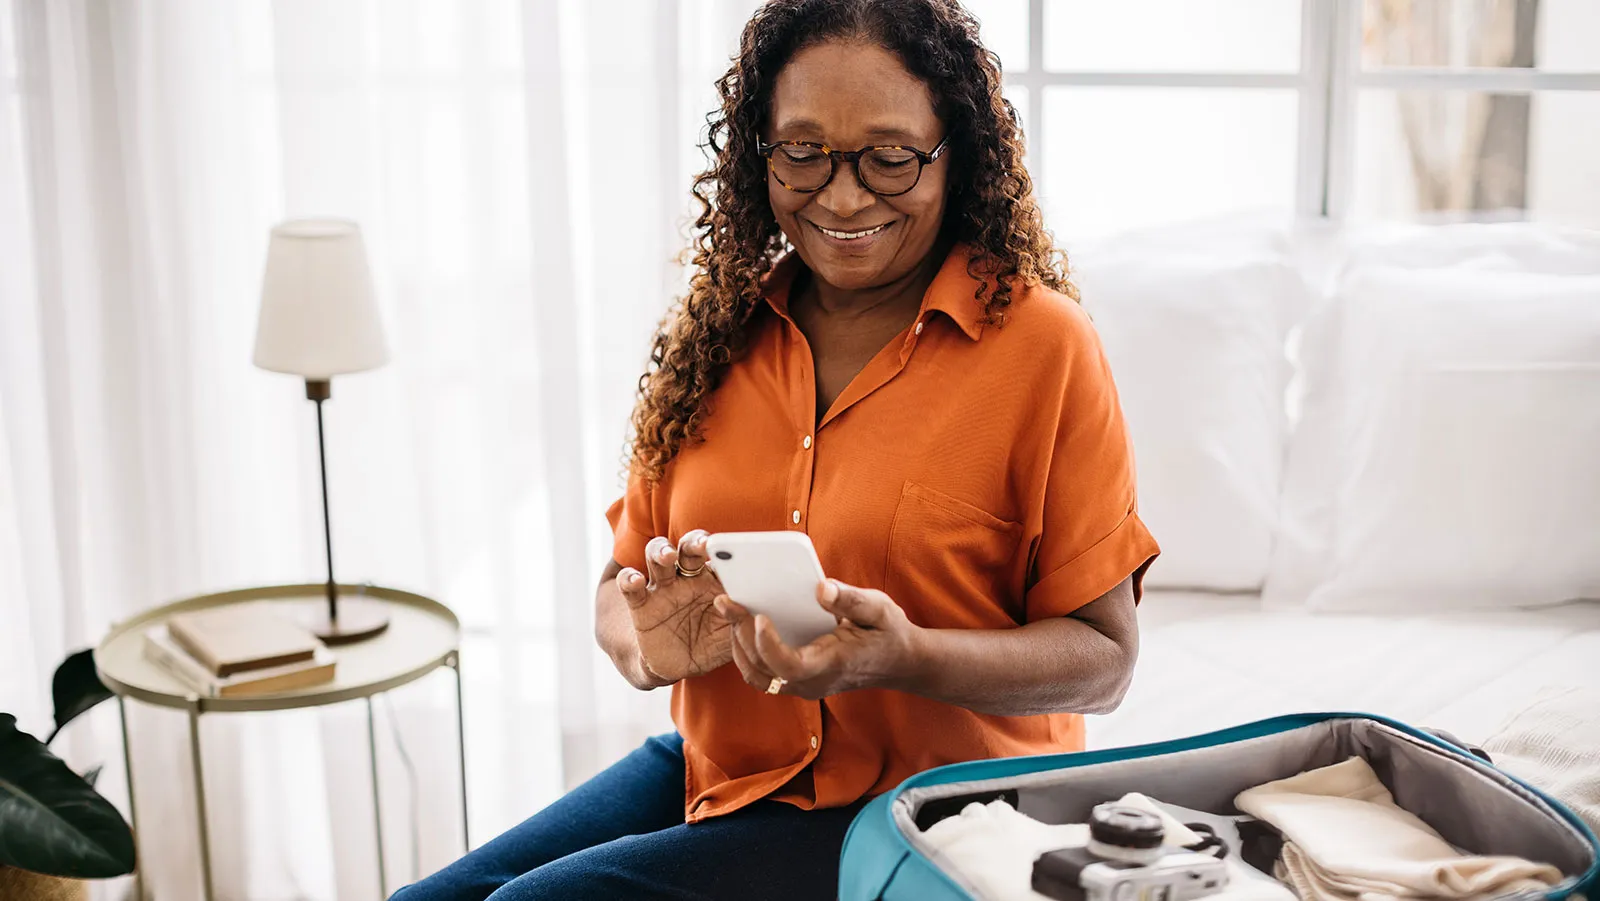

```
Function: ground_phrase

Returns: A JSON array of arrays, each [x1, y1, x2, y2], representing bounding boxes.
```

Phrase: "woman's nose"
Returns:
[[814, 161, 875, 220]]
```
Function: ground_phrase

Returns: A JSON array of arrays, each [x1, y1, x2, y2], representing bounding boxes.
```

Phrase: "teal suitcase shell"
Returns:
[[839, 713, 1600, 901]]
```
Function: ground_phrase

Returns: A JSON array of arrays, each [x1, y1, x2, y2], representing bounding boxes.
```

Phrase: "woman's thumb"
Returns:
[[820, 579, 885, 627]]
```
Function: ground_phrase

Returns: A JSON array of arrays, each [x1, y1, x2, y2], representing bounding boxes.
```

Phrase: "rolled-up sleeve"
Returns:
[[605, 470, 656, 572], [1024, 306, 1159, 622]]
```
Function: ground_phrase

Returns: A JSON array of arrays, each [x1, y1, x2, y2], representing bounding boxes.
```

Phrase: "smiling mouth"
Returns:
[[812, 221, 891, 241]]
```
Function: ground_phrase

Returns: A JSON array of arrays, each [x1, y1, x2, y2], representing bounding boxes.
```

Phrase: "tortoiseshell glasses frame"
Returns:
[[755, 137, 950, 197]]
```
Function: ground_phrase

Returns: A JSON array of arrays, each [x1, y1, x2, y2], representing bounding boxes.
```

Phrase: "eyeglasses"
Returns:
[[756, 137, 949, 197]]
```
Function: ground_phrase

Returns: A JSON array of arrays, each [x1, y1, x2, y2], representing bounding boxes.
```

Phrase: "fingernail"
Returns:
[[821, 580, 838, 601]]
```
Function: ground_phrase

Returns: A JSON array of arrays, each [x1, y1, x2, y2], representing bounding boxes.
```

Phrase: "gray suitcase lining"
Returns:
[[893, 720, 1594, 887]]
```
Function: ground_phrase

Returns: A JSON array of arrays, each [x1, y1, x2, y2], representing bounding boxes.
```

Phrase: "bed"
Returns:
[[1091, 591, 1600, 751]]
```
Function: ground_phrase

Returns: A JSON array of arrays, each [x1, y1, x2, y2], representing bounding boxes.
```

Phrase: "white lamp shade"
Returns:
[[253, 218, 390, 379]]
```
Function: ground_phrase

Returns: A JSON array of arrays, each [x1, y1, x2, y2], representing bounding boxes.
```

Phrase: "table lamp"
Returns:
[[253, 218, 392, 644]]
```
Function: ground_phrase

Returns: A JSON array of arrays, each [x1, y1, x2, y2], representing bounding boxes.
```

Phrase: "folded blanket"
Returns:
[[1235, 757, 1563, 901], [1483, 685, 1600, 836], [922, 792, 1294, 901]]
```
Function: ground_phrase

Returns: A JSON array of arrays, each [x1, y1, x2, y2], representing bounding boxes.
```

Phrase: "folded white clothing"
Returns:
[[920, 792, 1295, 901], [921, 799, 1087, 901], [1235, 757, 1563, 901]]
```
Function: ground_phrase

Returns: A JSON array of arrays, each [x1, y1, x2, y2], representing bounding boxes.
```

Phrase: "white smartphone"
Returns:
[[705, 531, 839, 648]]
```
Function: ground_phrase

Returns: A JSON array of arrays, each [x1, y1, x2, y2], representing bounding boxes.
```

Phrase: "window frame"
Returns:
[[1008, 0, 1600, 221]]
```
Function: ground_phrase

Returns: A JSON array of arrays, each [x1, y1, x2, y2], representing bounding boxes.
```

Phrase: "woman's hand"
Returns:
[[617, 531, 733, 685], [715, 579, 923, 700]]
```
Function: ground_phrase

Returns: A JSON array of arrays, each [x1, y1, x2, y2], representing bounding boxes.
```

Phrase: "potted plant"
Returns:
[[0, 650, 137, 900]]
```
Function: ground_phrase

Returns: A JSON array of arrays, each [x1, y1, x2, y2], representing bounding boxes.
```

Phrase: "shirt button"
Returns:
[[914, 321, 924, 335], [810, 734, 819, 750], [792, 510, 802, 525], [802, 435, 812, 450]]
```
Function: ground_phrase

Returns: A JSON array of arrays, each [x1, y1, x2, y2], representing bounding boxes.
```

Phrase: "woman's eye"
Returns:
[[871, 153, 915, 169], [781, 148, 824, 164]]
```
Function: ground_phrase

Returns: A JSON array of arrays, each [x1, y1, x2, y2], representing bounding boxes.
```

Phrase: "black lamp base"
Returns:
[[302, 596, 391, 645]]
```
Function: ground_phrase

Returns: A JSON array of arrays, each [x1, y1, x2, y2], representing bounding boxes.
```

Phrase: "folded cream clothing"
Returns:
[[921, 792, 1295, 901], [1234, 757, 1563, 901]]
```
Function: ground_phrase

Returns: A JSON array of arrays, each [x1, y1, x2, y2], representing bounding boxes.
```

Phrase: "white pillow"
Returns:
[[1264, 265, 1600, 612], [1075, 249, 1307, 591]]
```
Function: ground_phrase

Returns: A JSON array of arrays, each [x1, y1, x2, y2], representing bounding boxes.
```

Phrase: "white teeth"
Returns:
[[817, 222, 889, 240]]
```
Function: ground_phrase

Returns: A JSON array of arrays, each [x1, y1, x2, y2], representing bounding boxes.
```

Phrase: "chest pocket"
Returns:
[[884, 482, 1024, 629]]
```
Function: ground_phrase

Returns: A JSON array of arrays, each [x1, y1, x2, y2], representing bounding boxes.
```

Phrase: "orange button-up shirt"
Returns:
[[607, 243, 1158, 822]]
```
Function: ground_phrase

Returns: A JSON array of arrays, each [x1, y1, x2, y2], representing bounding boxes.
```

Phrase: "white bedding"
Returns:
[[1090, 590, 1600, 751]]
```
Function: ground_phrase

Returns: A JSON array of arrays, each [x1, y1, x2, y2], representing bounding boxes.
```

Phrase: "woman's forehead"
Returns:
[[769, 40, 941, 143]]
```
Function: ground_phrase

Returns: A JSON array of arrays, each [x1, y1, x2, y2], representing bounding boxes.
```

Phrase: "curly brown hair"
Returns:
[[629, 0, 1072, 481]]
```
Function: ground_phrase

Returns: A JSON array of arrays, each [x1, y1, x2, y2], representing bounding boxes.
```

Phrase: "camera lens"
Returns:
[[715, 551, 733, 560], [1088, 804, 1165, 851]]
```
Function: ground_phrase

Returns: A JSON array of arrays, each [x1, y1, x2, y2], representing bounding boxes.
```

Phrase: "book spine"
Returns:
[[221, 660, 336, 697], [143, 632, 219, 696]]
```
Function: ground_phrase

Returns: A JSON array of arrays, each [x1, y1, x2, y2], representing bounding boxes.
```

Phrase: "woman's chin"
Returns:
[[812, 266, 884, 291], [802, 244, 899, 290]]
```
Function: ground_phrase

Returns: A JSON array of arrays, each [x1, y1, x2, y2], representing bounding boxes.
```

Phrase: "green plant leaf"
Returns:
[[0, 714, 135, 878], [46, 649, 114, 745]]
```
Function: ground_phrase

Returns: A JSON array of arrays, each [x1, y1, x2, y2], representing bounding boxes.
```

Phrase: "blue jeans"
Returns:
[[389, 733, 865, 900]]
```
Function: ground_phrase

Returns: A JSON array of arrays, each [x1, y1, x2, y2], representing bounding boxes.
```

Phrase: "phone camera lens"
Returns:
[[714, 551, 733, 560]]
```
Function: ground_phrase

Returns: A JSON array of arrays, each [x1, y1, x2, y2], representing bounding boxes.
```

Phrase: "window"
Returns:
[[1040, 87, 1299, 238], [977, 0, 1600, 239], [1345, 0, 1600, 227], [1044, 0, 1301, 73]]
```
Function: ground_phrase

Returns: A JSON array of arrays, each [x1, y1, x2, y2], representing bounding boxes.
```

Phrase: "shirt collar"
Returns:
[[922, 243, 988, 341], [761, 242, 988, 342]]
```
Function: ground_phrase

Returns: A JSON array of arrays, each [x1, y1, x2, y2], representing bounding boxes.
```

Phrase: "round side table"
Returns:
[[95, 583, 466, 901]]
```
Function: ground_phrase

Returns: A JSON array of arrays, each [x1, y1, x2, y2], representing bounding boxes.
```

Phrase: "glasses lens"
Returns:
[[769, 144, 832, 191], [859, 148, 921, 195]]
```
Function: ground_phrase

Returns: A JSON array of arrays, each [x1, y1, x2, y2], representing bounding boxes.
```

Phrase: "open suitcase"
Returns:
[[839, 713, 1600, 901]]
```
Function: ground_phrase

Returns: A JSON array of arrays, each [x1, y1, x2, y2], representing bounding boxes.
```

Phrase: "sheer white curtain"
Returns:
[[0, 0, 759, 897]]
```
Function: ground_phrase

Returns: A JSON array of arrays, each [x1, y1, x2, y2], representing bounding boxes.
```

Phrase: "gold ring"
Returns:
[[766, 676, 786, 695], [675, 560, 706, 578]]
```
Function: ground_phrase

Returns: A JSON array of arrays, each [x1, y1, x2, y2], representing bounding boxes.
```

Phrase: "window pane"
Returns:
[[1044, 0, 1300, 72], [1352, 90, 1600, 227], [1362, 0, 1600, 71], [965, 0, 1029, 74], [1039, 88, 1297, 239]]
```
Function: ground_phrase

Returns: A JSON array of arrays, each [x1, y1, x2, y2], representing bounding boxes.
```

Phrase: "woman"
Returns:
[[394, 0, 1156, 897]]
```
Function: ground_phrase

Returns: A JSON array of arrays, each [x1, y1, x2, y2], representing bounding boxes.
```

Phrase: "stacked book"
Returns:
[[143, 604, 337, 697]]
